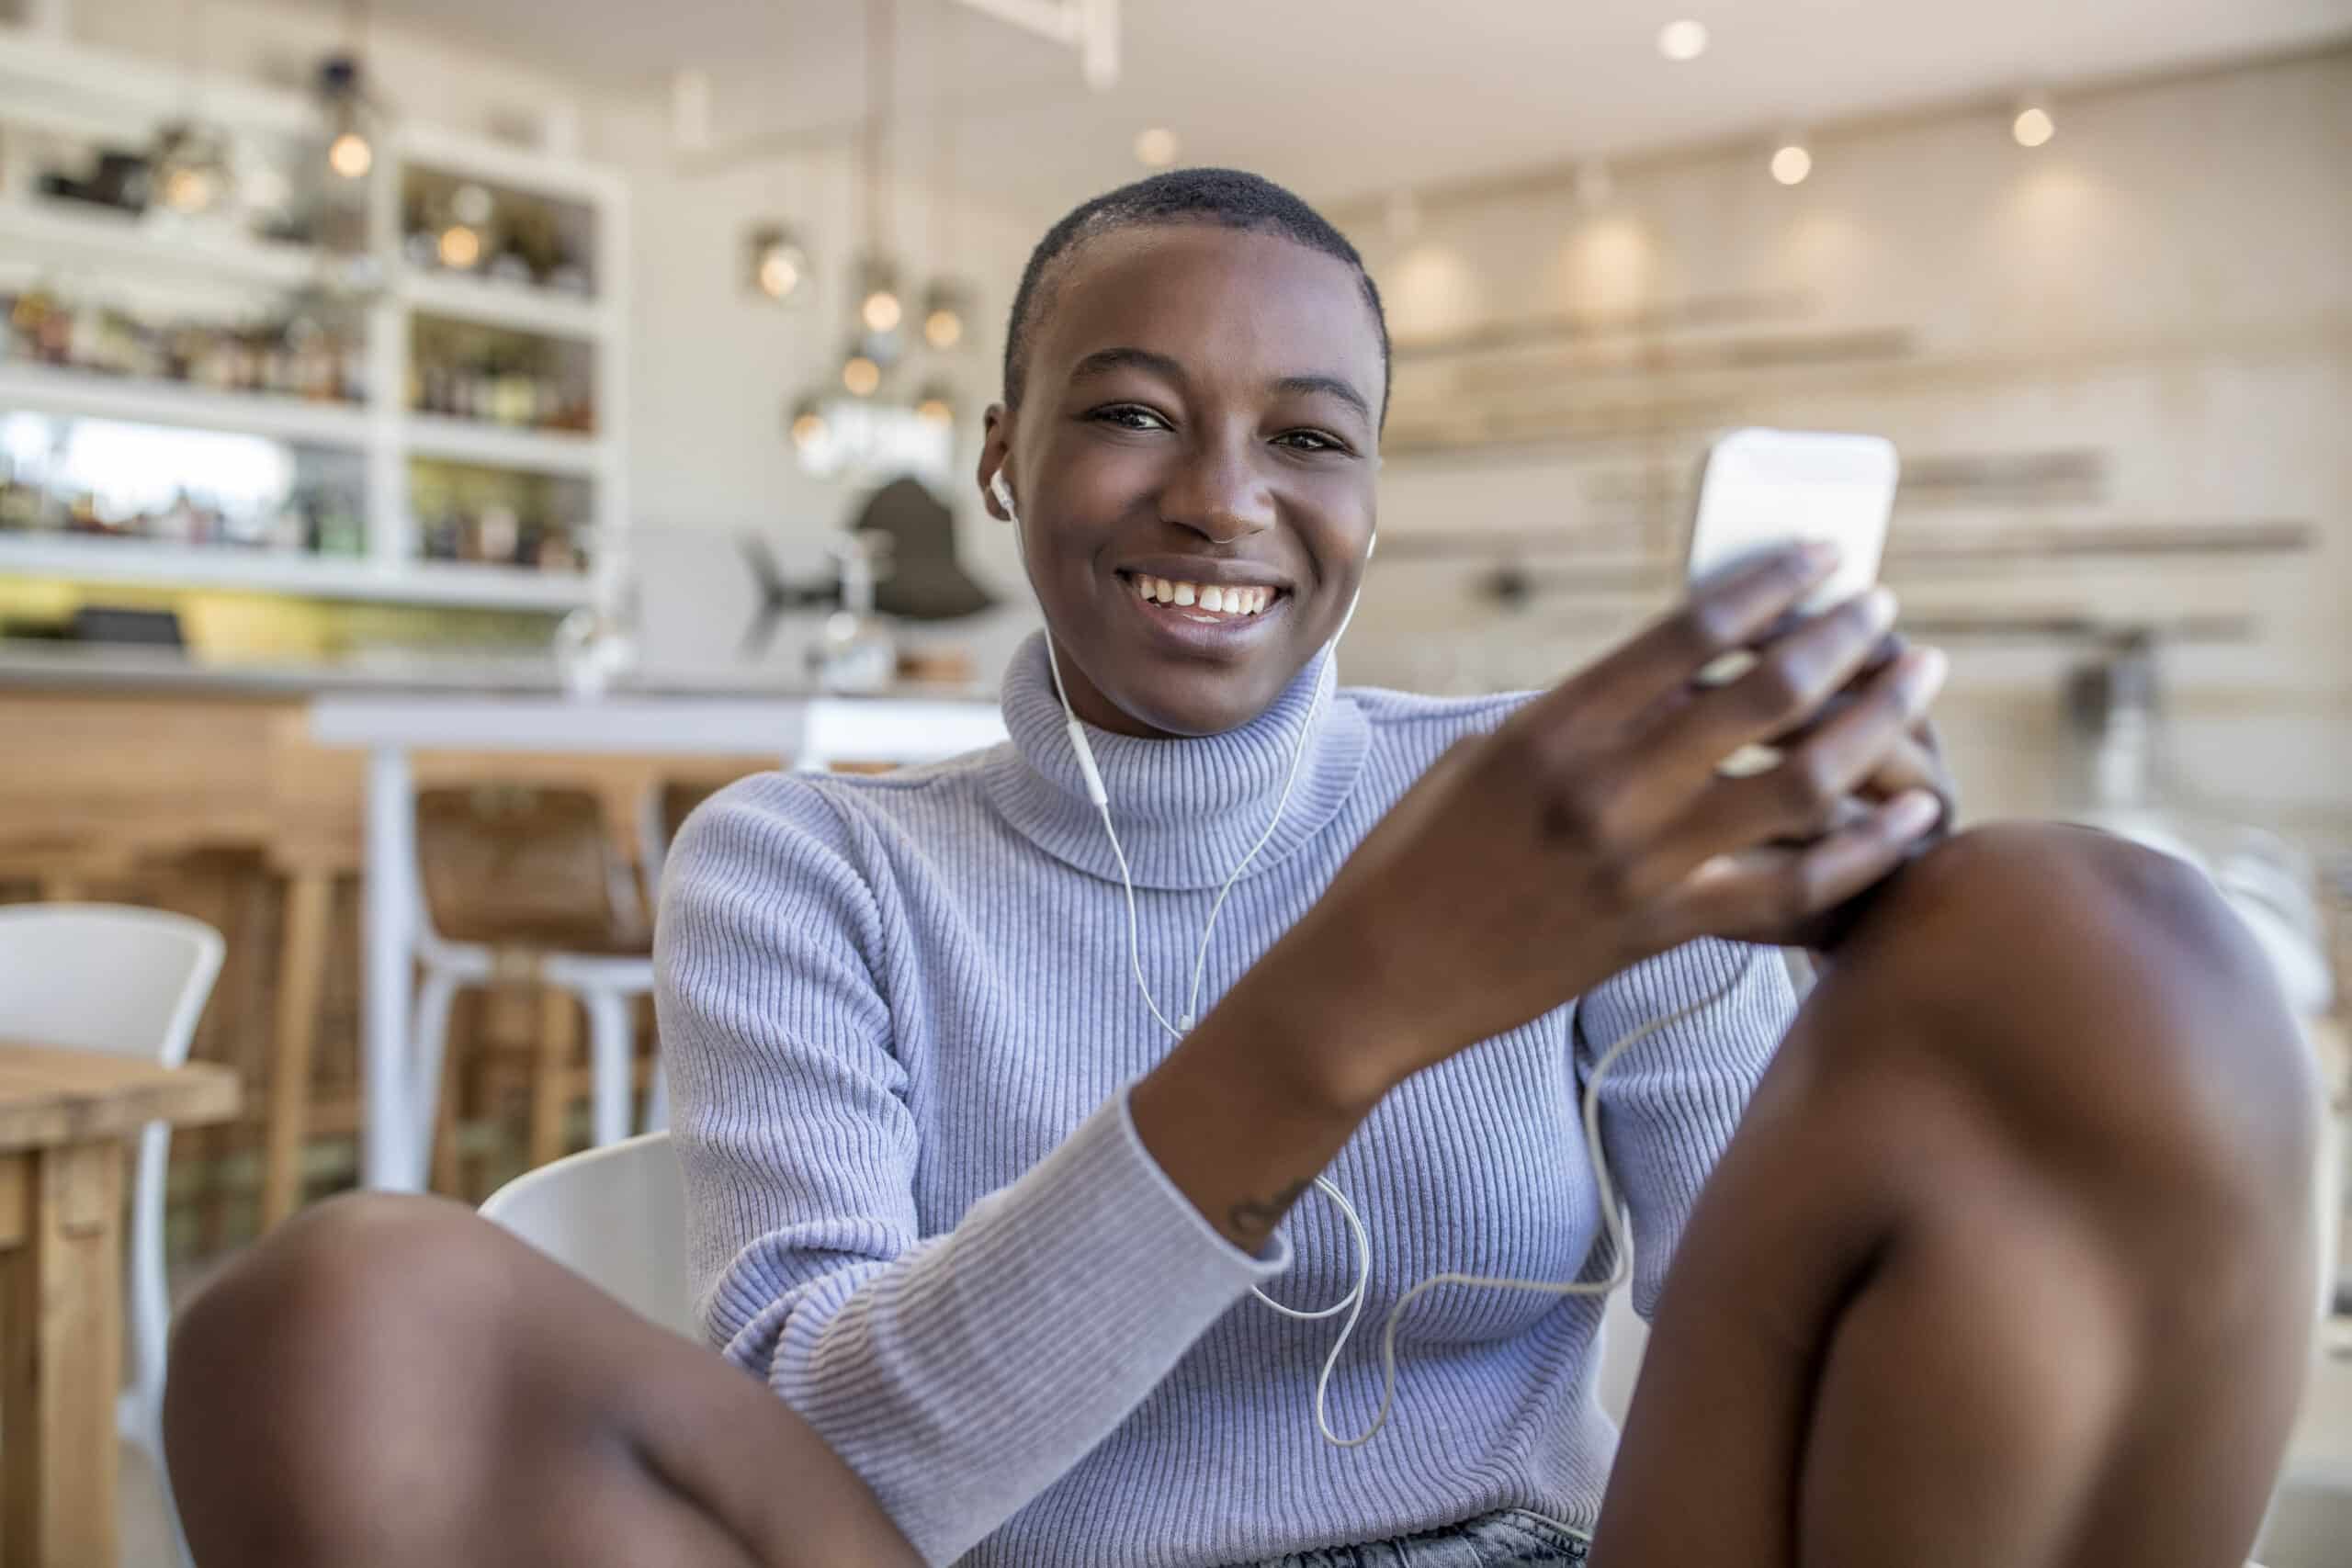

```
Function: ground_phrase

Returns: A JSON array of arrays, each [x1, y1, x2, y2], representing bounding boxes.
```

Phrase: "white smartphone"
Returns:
[[1685, 428, 1900, 773], [1685, 427, 1899, 613]]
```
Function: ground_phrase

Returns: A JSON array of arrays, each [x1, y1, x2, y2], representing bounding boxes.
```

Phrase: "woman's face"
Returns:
[[979, 224, 1384, 739]]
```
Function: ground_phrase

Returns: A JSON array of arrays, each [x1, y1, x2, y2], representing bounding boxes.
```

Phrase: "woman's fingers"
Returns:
[[1662, 788, 1946, 947], [1518, 543, 1839, 738], [1635, 585, 1901, 795], [1636, 647, 1947, 885]]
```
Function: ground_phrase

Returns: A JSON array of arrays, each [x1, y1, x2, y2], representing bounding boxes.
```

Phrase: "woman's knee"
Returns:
[[1821, 822, 2317, 1225], [167, 1193, 522, 1560]]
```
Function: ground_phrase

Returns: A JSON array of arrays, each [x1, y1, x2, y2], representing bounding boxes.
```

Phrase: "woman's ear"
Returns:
[[978, 405, 1014, 522]]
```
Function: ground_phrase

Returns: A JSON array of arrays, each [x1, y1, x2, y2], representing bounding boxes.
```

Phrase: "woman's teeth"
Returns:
[[1127, 575, 1275, 615]]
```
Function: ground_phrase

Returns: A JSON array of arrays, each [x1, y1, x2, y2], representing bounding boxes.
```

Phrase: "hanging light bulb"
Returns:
[[320, 56, 376, 178], [842, 344, 884, 398], [921, 280, 971, 350], [2012, 92, 2056, 148], [150, 120, 232, 214], [914, 379, 956, 427], [748, 223, 811, 302], [438, 223, 483, 269], [789, 394, 831, 452], [1770, 136, 1813, 186]]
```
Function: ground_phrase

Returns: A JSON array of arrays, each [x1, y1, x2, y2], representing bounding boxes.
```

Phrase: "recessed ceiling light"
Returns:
[[1657, 19, 1709, 62], [1134, 128, 1181, 168]]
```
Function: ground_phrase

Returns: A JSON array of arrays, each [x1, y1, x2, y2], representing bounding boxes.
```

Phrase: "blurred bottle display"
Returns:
[[400, 171, 595, 298], [407, 315, 595, 434], [2, 288, 368, 404], [407, 457, 590, 575], [0, 427, 365, 558]]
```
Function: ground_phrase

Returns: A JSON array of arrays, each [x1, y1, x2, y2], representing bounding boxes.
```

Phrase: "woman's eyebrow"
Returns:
[[1069, 346, 1186, 385], [1271, 374, 1372, 423]]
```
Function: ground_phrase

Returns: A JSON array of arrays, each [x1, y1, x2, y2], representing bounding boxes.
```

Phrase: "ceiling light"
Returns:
[[842, 353, 882, 398], [749, 225, 810, 302], [1657, 19, 1709, 62], [863, 289, 903, 333], [2012, 96, 2056, 148], [1770, 141, 1813, 186], [1134, 127, 1181, 168]]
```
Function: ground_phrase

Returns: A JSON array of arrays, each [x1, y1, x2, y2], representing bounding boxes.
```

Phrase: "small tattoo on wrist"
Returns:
[[1227, 1178, 1309, 1241]]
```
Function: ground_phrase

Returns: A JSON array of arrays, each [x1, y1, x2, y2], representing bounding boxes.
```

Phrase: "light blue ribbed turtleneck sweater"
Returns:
[[654, 632, 1794, 1567]]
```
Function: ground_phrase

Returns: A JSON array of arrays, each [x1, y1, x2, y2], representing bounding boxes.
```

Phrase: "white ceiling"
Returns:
[[346, 0, 2351, 215]]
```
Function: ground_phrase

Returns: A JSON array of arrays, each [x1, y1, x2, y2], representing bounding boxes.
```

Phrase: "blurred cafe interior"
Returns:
[[0, 0, 2346, 1562]]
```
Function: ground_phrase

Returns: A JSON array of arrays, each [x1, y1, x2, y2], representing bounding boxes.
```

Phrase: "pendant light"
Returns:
[[846, 0, 903, 370], [151, 0, 233, 214], [321, 3, 381, 180]]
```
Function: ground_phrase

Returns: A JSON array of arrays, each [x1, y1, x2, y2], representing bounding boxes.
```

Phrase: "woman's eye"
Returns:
[[1276, 430, 1345, 453], [1092, 405, 1170, 432]]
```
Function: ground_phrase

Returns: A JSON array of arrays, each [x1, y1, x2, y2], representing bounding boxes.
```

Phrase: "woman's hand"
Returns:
[[1264, 543, 1949, 1104]]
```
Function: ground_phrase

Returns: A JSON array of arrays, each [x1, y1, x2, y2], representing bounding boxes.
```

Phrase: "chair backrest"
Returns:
[[416, 784, 641, 953], [0, 903, 224, 1066], [479, 1130, 695, 1338]]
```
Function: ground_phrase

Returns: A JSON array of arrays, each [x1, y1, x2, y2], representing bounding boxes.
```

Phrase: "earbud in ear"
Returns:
[[1366, 530, 1378, 562], [989, 472, 1017, 520]]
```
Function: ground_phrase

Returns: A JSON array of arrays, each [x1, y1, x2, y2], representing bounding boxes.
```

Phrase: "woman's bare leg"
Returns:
[[1596, 823, 2319, 1567], [164, 1192, 920, 1568]]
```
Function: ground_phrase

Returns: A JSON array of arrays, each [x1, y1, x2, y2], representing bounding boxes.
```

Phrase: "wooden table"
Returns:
[[0, 1043, 239, 1568]]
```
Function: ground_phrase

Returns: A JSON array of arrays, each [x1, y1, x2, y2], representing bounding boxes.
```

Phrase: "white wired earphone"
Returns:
[[990, 470, 1757, 1466]]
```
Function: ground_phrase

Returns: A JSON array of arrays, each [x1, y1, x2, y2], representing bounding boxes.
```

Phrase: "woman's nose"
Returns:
[[1159, 445, 1275, 544]]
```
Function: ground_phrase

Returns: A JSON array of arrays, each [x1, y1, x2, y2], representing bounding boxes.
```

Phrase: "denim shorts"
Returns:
[[1245, 1509, 1590, 1567]]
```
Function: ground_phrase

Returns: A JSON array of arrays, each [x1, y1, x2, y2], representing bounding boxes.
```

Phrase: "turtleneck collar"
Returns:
[[979, 631, 1371, 891]]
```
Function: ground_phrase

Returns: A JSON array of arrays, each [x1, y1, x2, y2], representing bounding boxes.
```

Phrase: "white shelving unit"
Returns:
[[0, 534, 594, 609], [0, 27, 630, 612], [0, 361, 372, 446]]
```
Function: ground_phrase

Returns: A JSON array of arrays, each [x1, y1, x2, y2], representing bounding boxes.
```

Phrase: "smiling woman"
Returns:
[[169, 167, 2314, 1568], [978, 175, 1391, 737]]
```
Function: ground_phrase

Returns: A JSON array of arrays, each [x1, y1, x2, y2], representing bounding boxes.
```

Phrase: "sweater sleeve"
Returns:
[[652, 778, 1289, 1565], [1572, 939, 1796, 1317]]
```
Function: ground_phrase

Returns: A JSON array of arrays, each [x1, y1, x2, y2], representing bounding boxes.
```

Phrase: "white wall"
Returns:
[[1338, 50, 2352, 848]]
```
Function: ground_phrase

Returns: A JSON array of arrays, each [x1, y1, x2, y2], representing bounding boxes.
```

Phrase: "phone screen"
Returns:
[[1686, 428, 1898, 614]]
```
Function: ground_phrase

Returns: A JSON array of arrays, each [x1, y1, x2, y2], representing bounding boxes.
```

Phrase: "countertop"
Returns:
[[0, 640, 995, 703]]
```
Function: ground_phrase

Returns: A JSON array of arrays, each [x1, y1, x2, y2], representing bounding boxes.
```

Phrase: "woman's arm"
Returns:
[[659, 784, 1311, 1565]]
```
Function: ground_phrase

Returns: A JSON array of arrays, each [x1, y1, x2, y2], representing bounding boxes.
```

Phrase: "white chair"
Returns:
[[0, 904, 223, 1464], [478, 1129, 695, 1338]]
